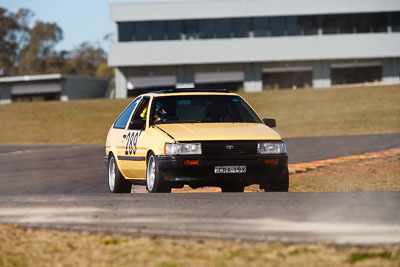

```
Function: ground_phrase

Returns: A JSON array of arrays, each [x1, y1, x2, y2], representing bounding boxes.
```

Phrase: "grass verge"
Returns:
[[289, 154, 400, 192], [243, 153, 399, 192], [241, 84, 400, 138], [0, 84, 399, 143], [0, 225, 399, 267]]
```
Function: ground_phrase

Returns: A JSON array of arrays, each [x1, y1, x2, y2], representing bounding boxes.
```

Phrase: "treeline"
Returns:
[[0, 7, 113, 78]]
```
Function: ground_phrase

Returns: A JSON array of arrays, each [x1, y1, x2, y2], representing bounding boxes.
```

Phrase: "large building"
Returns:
[[108, 0, 400, 97]]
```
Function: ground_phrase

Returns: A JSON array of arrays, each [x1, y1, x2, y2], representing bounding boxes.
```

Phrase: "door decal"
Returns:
[[124, 131, 143, 155]]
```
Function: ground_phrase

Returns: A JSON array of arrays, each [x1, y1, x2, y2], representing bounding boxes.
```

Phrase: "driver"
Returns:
[[154, 102, 168, 122]]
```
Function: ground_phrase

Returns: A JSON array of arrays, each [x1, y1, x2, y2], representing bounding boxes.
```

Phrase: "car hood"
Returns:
[[155, 123, 282, 141]]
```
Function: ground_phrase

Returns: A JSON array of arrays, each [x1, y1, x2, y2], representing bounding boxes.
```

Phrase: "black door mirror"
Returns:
[[130, 119, 145, 130], [263, 118, 276, 128]]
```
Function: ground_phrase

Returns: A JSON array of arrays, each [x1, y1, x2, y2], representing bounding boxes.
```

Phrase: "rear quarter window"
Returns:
[[114, 97, 140, 129]]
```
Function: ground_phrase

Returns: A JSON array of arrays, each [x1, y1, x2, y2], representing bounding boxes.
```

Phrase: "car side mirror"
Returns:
[[130, 119, 145, 130], [263, 118, 276, 128]]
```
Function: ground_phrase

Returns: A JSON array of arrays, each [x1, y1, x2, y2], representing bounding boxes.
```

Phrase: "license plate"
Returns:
[[214, 166, 246, 174]]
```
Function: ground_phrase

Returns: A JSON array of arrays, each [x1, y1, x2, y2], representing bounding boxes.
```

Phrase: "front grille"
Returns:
[[201, 141, 258, 155]]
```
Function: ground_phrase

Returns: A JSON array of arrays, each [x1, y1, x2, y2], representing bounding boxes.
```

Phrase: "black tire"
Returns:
[[264, 179, 289, 192], [108, 154, 131, 193], [263, 168, 289, 192], [221, 184, 245, 192], [146, 153, 171, 193]]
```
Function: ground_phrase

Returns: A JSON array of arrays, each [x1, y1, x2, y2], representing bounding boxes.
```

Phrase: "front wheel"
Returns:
[[146, 153, 171, 193], [108, 154, 131, 193], [221, 184, 245, 192], [263, 168, 289, 192], [264, 180, 289, 192]]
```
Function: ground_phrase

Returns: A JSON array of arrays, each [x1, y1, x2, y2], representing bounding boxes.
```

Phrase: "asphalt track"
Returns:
[[0, 133, 399, 244], [0, 133, 399, 195], [0, 192, 399, 245]]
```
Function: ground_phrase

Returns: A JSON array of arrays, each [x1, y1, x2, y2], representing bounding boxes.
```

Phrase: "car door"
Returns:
[[109, 96, 140, 173], [119, 96, 150, 179]]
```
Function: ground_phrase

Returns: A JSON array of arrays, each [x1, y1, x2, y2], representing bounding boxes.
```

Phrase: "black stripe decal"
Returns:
[[118, 156, 146, 161]]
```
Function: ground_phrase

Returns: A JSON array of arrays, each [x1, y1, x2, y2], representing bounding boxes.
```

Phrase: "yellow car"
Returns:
[[105, 89, 288, 193]]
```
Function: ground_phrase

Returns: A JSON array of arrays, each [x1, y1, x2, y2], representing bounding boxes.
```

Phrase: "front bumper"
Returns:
[[157, 154, 288, 187]]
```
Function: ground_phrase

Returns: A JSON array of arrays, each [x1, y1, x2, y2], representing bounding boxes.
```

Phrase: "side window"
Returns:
[[128, 97, 150, 130], [114, 97, 140, 129]]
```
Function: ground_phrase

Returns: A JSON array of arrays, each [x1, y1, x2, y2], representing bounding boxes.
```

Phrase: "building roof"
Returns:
[[110, 0, 400, 22], [0, 74, 63, 84]]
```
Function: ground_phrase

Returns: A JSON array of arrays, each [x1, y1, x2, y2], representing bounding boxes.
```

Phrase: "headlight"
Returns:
[[164, 143, 202, 155], [258, 142, 287, 154]]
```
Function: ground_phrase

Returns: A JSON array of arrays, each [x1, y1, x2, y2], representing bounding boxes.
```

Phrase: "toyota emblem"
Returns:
[[226, 145, 234, 150]]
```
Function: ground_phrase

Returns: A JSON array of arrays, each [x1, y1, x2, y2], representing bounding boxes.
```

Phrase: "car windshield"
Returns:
[[150, 95, 262, 125]]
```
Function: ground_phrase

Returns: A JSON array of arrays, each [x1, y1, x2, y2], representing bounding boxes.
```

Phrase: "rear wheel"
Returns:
[[146, 153, 171, 193], [108, 154, 131, 193]]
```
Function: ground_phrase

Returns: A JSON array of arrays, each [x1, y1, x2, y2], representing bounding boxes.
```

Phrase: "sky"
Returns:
[[1, 0, 129, 52]]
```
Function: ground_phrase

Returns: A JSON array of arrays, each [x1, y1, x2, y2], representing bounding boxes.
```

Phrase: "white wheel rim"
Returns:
[[147, 156, 156, 191], [108, 157, 116, 192]]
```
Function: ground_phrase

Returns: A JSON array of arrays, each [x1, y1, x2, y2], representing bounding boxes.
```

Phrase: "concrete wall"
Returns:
[[0, 85, 12, 104], [119, 58, 399, 91], [115, 68, 128, 99], [0, 81, 61, 103], [11, 82, 61, 95], [109, 33, 400, 67], [0, 75, 110, 104], [64, 77, 109, 100], [382, 58, 400, 84], [110, 0, 400, 22]]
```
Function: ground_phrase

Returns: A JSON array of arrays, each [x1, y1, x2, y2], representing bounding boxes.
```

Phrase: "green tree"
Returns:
[[18, 21, 63, 74], [66, 42, 113, 78], [0, 8, 17, 75], [95, 61, 114, 78], [0, 8, 32, 75], [45, 50, 69, 74]]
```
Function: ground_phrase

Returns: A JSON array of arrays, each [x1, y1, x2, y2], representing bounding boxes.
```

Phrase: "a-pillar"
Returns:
[[0, 85, 12, 104], [176, 66, 195, 88], [382, 58, 400, 84], [115, 67, 128, 99], [312, 61, 331, 88], [243, 63, 263, 92]]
